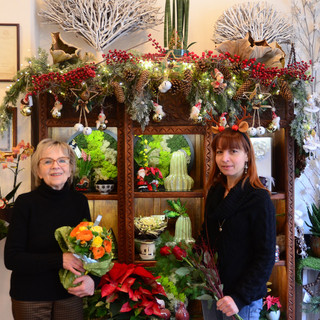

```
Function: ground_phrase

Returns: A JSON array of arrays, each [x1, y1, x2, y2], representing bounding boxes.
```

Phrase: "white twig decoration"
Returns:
[[213, 1, 292, 44], [39, 0, 162, 53]]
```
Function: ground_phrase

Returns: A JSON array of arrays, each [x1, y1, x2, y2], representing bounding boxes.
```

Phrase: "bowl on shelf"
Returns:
[[95, 183, 114, 194]]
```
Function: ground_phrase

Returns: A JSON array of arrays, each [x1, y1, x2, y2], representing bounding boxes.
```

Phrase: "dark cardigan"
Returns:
[[203, 179, 276, 311], [4, 181, 92, 301]]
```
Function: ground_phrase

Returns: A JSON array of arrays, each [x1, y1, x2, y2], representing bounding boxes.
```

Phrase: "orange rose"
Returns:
[[92, 246, 105, 259], [103, 238, 112, 254], [76, 230, 93, 242], [70, 221, 91, 237]]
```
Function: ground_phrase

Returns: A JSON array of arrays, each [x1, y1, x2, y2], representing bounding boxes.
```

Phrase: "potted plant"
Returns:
[[164, 0, 195, 55], [259, 295, 281, 320], [305, 203, 320, 257], [75, 149, 93, 192], [83, 262, 170, 319]]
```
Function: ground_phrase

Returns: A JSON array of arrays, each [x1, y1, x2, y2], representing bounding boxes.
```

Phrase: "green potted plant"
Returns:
[[306, 203, 320, 257], [164, 0, 195, 55]]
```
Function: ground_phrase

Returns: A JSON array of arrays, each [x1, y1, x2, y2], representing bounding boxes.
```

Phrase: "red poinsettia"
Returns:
[[99, 262, 168, 319], [264, 295, 282, 311]]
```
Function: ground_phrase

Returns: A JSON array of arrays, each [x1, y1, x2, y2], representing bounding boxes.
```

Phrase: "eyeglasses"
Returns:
[[39, 157, 70, 167]]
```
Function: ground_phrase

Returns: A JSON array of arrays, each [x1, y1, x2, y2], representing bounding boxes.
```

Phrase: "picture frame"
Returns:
[[0, 23, 20, 82], [0, 107, 17, 154]]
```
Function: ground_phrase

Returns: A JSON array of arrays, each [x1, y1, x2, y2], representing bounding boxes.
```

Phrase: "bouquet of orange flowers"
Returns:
[[55, 215, 114, 290]]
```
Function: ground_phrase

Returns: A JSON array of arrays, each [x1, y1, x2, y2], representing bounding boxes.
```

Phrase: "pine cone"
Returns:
[[279, 79, 293, 101], [170, 79, 183, 95], [123, 69, 136, 82], [136, 70, 150, 94], [216, 63, 231, 81], [230, 62, 242, 75], [112, 81, 125, 103], [233, 79, 254, 100], [182, 69, 192, 96], [195, 59, 209, 72]]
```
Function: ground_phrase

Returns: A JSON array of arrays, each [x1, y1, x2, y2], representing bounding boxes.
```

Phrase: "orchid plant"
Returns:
[[0, 140, 34, 207]]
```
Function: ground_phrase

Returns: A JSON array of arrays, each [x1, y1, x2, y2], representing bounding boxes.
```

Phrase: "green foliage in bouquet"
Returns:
[[0, 219, 8, 240], [163, 198, 188, 218]]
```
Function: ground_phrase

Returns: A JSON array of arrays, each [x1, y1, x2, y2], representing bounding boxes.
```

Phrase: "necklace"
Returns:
[[218, 219, 226, 232]]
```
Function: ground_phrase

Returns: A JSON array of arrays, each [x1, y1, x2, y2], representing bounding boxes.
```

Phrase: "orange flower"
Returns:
[[76, 230, 93, 242], [103, 238, 112, 254], [92, 246, 105, 259], [70, 221, 91, 237]]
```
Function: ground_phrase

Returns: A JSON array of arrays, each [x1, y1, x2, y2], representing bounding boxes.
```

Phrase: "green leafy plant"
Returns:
[[164, 198, 188, 218], [74, 130, 117, 182], [77, 149, 93, 178], [306, 203, 320, 237]]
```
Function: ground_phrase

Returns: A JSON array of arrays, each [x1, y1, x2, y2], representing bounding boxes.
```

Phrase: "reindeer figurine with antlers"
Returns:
[[206, 106, 251, 134]]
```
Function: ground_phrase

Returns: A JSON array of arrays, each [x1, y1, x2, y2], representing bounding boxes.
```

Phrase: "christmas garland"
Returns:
[[0, 35, 314, 149]]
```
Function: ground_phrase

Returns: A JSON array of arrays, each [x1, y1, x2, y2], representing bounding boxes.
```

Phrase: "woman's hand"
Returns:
[[216, 296, 239, 317], [62, 252, 85, 276], [68, 275, 95, 297]]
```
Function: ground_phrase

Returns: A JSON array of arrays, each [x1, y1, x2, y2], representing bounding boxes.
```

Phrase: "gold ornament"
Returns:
[[20, 106, 32, 117]]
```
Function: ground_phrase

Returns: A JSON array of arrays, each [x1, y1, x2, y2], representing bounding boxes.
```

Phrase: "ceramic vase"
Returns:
[[175, 302, 189, 320], [164, 150, 194, 191], [266, 310, 280, 320], [139, 240, 156, 260]]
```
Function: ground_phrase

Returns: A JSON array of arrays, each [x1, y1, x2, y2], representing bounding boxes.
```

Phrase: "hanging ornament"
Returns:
[[247, 106, 265, 137], [20, 106, 32, 117], [247, 126, 257, 136], [74, 123, 84, 132], [51, 99, 63, 119], [152, 101, 165, 122], [211, 68, 227, 92], [267, 108, 280, 133], [257, 126, 266, 136], [83, 127, 92, 135], [20, 94, 33, 117], [189, 99, 203, 123], [96, 109, 108, 130], [158, 80, 172, 93]]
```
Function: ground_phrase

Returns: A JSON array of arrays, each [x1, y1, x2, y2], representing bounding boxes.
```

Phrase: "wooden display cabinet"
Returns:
[[31, 92, 295, 319]]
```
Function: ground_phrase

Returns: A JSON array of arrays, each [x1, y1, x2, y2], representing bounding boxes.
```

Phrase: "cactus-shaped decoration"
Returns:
[[164, 199, 195, 244], [164, 150, 194, 191]]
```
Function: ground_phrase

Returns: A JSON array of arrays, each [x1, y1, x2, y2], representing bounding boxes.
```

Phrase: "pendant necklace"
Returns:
[[218, 219, 226, 232]]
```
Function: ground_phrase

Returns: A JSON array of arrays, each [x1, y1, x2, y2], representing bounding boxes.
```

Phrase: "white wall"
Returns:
[[2, 0, 313, 319]]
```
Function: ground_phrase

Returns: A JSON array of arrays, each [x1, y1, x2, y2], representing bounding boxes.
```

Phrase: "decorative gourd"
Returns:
[[164, 150, 194, 191], [174, 215, 195, 244]]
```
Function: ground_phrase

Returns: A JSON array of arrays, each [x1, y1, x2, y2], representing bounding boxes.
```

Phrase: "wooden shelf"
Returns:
[[84, 193, 118, 200], [134, 189, 204, 198], [271, 192, 286, 200]]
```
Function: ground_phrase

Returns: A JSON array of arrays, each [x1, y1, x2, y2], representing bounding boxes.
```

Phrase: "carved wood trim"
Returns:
[[117, 103, 135, 263]]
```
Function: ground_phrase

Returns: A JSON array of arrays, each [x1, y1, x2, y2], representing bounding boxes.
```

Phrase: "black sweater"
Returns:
[[203, 180, 276, 311], [4, 181, 91, 301]]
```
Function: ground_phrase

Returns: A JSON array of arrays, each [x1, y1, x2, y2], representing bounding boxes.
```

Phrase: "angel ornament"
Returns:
[[189, 99, 203, 123], [96, 109, 108, 131], [51, 100, 63, 119], [152, 101, 165, 122]]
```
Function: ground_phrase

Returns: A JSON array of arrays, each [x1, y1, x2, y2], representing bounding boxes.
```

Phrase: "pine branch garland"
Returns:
[[233, 80, 253, 100]]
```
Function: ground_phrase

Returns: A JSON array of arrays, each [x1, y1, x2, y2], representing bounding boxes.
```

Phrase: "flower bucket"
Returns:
[[139, 240, 156, 260], [266, 310, 280, 320]]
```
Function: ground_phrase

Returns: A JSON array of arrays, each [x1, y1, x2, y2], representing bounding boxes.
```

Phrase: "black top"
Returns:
[[4, 181, 91, 301], [203, 179, 276, 310]]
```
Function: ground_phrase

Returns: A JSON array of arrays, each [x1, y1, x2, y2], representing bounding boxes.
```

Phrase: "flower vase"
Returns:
[[266, 310, 280, 320]]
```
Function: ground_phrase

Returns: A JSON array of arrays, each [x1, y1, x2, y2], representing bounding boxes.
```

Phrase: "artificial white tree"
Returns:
[[39, 0, 162, 58]]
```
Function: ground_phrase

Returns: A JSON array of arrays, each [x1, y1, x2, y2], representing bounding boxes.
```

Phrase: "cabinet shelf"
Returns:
[[84, 193, 118, 200], [271, 192, 285, 200], [134, 189, 204, 198]]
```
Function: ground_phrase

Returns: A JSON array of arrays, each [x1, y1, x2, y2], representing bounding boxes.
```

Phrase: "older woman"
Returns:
[[5, 138, 95, 320]]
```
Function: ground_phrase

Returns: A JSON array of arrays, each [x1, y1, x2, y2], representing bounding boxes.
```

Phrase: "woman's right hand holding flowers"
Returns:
[[63, 252, 85, 276]]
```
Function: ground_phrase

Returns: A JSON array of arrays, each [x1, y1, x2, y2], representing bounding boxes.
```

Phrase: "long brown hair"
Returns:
[[207, 128, 267, 191]]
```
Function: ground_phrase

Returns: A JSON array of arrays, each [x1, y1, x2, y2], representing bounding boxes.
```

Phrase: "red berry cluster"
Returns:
[[31, 65, 96, 94], [147, 34, 166, 54], [102, 49, 138, 65]]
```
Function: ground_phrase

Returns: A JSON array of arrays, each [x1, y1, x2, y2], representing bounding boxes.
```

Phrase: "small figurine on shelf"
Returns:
[[137, 167, 148, 192]]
